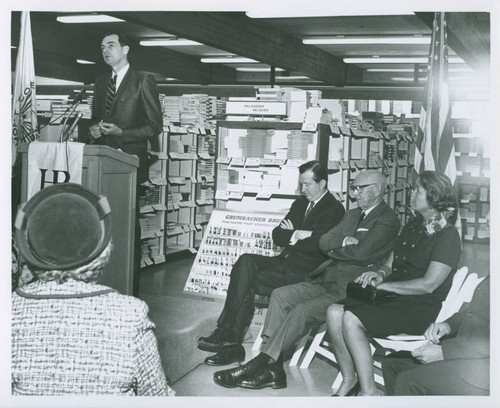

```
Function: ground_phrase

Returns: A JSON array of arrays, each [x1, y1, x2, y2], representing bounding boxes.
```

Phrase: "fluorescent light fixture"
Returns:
[[344, 57, 464, 64], [165, 77, 178, 81], [303, 36, 430, 45], [391, 77, 426, 82], [276, 76, 311, 80], [366, 68, 427, 73], [56, 14, 124, 24], [76, 59, 95, 65], [11, 45, 17, 49], [236, 67, 285, 72], [140, 39, 202, 47], [246, 11, 413, 18], [201, 57, 259, 64]]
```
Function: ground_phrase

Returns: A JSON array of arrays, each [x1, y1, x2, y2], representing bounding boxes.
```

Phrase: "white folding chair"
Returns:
[[296, 266, 482, 390]]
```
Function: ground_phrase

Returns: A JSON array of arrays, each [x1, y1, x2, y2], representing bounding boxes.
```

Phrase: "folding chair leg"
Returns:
[[252, 326, 264, 351], [300, 330, 327, 369], [331, 371, 343, 393], [289, 332, 309, 366]]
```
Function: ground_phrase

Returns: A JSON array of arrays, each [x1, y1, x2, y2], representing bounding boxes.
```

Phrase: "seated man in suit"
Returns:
[[382, 276, 489, 396], [197, 161, 345, 366], [212, 170, 400, 389]]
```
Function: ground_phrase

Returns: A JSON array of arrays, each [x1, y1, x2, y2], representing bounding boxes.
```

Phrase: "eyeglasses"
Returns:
[[349, 182, 376, 193]]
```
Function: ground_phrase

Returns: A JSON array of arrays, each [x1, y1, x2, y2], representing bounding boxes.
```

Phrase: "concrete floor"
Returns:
[[138, 242, 489, 397]]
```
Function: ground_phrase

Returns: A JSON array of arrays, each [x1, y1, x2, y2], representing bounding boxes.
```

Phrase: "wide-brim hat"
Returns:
[[14, 183, 112, 271]]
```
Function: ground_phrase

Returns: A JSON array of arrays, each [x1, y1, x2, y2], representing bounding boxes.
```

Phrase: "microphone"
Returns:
[[62, 112, 83, 142], [72, 89, 86, 105], [59, 89, 86, 142]]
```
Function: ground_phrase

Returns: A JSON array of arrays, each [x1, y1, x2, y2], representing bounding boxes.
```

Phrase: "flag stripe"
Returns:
[[417, 12, 460, 232]]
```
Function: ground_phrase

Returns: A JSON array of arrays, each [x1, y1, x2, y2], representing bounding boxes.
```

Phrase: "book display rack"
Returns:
[[452, 101, 490, 244]]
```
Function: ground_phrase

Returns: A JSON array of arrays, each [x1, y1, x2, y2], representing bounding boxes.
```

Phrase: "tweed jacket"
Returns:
[[90, 68, 163, 184], [307, 201, 400, 295], [11, 279, 174, 396], [272, 192, 345, 280]]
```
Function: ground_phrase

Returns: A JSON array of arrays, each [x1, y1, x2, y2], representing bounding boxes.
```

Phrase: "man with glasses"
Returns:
[[213, 170, 400, 390], [198, 161, 345, 367]]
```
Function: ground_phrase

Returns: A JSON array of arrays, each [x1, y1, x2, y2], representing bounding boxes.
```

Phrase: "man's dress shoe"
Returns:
[[237, 364, 287, 390], [213, 358, 265, 388], [205, 345, 245, 366], [198, 328, 236, 352]]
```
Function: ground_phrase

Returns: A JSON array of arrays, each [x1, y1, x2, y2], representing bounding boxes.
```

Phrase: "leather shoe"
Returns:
[[237, 364, 287, 390], [213, 357, 267, 388], [205, 345, 245, 366], [331, 381, 360, 397], [198, 328, 236, 352]]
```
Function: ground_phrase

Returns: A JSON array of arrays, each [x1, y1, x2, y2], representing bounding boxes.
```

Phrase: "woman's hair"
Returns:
[[33, 243, 112, 284], [417, 171, 458, 224]]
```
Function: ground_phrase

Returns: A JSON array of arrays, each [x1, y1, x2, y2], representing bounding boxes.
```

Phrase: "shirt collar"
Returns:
[[310, 190, 328, 206], [362, 200, 382, 217]]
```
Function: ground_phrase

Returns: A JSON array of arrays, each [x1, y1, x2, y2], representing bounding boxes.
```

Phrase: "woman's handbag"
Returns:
[[346, 281, 397, 305]]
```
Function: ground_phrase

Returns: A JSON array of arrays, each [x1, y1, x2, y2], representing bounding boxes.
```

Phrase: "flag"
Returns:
[[415, 12, 457, 182], [415, 12, 460, 231], [12, 11, 38, 165]]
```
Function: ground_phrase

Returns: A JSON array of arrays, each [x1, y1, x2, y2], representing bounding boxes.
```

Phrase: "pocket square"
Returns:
[[356, 228, 369, 232]]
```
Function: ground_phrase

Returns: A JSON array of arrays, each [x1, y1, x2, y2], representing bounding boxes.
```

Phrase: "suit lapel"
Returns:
[[358, 201, 386, 228], [303, 192, 330, 225], [109, 68, 133, 114]]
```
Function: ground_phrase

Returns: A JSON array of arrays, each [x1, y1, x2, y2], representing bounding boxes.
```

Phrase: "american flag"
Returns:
[[415, 12, 457, 184], [12, 11, 38, 165]]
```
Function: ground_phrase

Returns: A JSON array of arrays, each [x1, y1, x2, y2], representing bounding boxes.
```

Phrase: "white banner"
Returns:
[[27, 141, 85, 199]]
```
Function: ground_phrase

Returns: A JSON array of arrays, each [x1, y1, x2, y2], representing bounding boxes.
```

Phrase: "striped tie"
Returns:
[[304, 202, 314, 219], [105, 74, 117, 114]]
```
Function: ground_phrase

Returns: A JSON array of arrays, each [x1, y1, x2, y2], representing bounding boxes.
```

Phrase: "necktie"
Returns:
[[356, 211, 366, 228], [304, 202, 315, 219], [105, 74, 117, 114]]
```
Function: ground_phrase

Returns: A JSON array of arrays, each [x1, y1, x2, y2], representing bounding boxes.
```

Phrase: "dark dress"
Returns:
[[344, 217, 461, 337]]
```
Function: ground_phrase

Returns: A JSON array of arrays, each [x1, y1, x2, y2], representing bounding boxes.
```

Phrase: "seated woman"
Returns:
[[326, 171, 461, 397], [12, 183, 175, 396]]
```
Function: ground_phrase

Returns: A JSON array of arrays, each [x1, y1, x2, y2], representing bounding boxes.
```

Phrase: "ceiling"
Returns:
[[11, 11, 490, 96]]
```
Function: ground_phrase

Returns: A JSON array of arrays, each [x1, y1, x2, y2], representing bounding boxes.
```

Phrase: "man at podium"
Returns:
[[88, 31, 163, 185], [88, 31, 163, 295]]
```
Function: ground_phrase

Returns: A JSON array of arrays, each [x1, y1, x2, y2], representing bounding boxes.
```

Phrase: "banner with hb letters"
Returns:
[[27, 141, 85, 199]]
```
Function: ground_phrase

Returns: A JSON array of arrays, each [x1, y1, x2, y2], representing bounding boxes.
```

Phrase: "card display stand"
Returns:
[[183, 209, 284, 301]]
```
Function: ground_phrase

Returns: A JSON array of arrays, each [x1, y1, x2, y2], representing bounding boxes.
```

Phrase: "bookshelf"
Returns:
[[165, 125, 216, 255], [214, 121, 332, 214], [452, 101, 490, 243], [328, 113, 415, 227]]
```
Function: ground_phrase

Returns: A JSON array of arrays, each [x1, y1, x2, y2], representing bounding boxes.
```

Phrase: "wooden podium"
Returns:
[[18, 144, 139, 296]]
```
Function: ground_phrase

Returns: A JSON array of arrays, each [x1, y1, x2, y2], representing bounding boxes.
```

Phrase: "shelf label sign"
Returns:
[[226, 101, 287, 116]]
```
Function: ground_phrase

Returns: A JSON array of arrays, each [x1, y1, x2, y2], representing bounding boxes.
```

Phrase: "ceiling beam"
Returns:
[[11, 12, 236, 84], [111, 12, 361, 85], [415, 12, 490, 71]]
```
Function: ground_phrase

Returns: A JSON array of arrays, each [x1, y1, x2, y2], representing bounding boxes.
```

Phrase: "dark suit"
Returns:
[[90, 67, 163, 184], [91, 67, 162, 295], [217, 192, 345, 343], [382, 277, 490, 396], [260, 201, 400, 360]]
